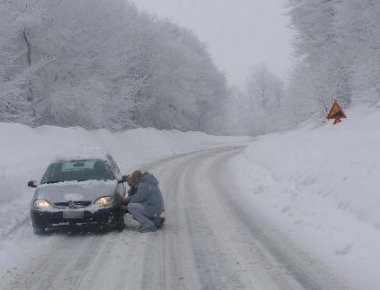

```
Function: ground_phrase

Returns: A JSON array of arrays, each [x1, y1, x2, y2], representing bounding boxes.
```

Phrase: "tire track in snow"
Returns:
[[209, 149, 349, 290], [1, 146, 349, 290]]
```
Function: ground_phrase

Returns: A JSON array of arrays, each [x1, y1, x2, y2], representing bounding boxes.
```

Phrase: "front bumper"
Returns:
[[31, 206, 122, 228]]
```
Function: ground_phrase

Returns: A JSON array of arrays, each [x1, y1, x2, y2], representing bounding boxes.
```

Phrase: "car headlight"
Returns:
[[95, 196, 113, 207], [34, 199, 52, 209]]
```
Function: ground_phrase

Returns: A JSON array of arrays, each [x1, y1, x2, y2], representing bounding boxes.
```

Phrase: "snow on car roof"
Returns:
[[51, 147, 111, 163]]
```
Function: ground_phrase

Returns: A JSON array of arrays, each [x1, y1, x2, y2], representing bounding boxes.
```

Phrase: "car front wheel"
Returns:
[[114, 210, 125, 232], [33, 226, 46, 235]]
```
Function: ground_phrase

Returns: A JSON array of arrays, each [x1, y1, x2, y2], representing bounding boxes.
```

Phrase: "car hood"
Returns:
[[35, 180, 117, 203]]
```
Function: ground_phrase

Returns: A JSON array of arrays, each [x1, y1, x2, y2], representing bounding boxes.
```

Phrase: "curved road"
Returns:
[[1, 147, 349, 290]]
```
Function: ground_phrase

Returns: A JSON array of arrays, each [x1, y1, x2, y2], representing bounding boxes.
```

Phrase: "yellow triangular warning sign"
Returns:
[[327, 100, 346, 124]]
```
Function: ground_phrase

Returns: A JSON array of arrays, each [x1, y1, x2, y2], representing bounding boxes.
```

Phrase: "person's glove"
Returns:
[[120, 198, 129, 213], [121, 198, 129, 206]]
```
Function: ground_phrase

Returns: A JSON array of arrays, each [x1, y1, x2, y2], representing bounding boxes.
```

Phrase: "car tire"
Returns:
[[116, 220, 125, 232], [115, 211, 125, 232], [33, 227, 46, 235]]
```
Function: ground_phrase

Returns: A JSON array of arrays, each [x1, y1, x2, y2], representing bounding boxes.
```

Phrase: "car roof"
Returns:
[[51, 150, 114, 164], [54, 158, 106, 163]]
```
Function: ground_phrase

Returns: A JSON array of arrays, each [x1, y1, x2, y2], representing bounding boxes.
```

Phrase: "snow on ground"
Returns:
[[1, 106, 379, 289], [230, 105, 380, 290], [0, 123, 248, 239]]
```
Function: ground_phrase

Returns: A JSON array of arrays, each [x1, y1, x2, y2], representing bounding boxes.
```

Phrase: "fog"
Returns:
[[132, 0, 294, 87]]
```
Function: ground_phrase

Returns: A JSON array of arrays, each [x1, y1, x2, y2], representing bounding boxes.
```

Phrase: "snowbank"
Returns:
[[230, 106, 380, 290], [0, 123, 247, 237]]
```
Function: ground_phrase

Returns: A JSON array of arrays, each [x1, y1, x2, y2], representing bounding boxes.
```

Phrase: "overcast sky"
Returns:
[[131, 0, 295, 88]]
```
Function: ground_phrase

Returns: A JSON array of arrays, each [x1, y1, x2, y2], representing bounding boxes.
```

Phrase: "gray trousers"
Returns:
[[127, 203, 158, 227]]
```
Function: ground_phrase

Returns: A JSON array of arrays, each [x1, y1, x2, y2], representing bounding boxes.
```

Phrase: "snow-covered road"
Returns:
[[1, 147, 349, 290]]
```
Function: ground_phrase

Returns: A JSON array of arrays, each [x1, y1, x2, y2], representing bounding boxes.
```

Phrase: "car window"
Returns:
[[107, 154, 121, 174], [41, 163, 61, 183], [61, 160, 95, 171], [41, 159, 115, 184]]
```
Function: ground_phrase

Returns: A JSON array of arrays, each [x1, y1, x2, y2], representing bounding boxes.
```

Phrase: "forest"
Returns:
[[234, 0, 380, 135], [0, 0, 228, 133], [0, 0, 379, 136]]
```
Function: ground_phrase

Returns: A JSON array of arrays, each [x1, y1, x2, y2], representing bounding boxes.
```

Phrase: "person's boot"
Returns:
[[153, 217, 165, 229]]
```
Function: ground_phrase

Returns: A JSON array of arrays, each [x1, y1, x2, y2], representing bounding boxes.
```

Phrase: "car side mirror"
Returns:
[[28, 180, 38, 188], [119, 175, 128, 184]]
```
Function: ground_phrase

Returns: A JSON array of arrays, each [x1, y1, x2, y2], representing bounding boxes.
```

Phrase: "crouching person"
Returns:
[[126, 170, 165, 232]]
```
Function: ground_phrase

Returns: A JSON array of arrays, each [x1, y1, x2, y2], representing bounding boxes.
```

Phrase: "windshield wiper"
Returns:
[[43, 180, 62, 184]]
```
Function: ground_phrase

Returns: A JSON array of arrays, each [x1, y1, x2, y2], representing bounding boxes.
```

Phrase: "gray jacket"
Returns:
[[126, 172, 164, 215]]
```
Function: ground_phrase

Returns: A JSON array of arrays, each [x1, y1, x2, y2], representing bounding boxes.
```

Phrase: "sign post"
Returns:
[[327, 100, 346, 125]]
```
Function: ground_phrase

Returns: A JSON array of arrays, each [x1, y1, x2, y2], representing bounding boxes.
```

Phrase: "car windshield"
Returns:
[[41, 159, 114, 184]]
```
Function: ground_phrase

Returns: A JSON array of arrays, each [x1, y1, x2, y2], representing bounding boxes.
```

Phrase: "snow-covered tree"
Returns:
[[246, 65, 284, 110], [287, 0, 351, 114], [244, 65, 285, 135], [0, 0, 51, 124], [286, 0, 380, 125], [335, 0, 380, 104], [0, 0, 230, 134]]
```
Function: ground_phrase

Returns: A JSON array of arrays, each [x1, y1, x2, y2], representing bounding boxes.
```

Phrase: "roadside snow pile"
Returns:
[[230, 106, 380, 290], [0, 123, 247, 237]]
